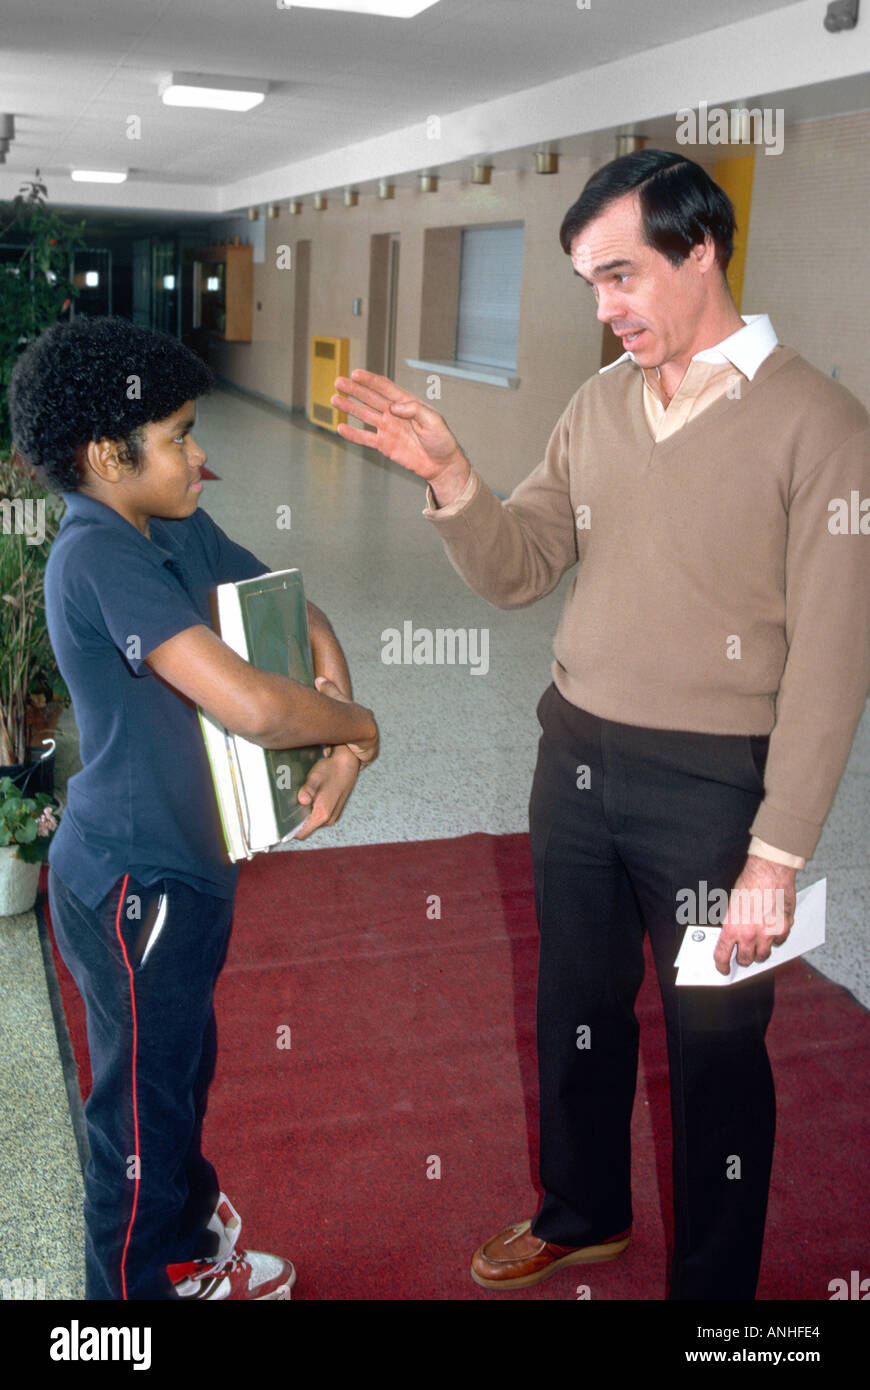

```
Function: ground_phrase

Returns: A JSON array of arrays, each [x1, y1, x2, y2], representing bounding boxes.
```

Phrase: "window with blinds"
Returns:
[[454, 223, 524, 371]]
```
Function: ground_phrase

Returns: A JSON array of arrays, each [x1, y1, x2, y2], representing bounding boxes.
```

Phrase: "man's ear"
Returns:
[[692, 234, 721, 276]]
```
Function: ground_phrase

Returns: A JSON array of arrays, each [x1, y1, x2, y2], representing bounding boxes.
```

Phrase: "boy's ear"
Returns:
[[83, 437, 126, 485]]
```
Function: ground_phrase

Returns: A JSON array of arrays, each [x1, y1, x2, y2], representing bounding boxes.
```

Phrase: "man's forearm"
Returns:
[[424, 398, 580, 610]]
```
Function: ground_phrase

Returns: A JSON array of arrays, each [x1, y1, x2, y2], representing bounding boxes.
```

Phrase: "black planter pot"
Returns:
[[0, 740, 57, 797]]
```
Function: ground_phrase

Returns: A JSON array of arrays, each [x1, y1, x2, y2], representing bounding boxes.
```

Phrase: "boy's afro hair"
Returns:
[[8, 314, 215, 491]]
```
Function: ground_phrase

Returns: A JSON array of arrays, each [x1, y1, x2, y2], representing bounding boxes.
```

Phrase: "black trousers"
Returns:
[[528, 683, 776, 1300]]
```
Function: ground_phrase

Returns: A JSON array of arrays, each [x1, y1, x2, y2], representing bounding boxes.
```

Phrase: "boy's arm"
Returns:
[[306, 602, 366, 763], [145, 623, 377, 759], [197, 512, 356, 707], [307, 601, 352, 697]]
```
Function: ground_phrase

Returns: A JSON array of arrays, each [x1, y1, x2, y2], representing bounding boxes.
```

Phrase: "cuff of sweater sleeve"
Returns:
[[422, 469, 480, 520], [748, 835, 806, 870], [749, 803, 821, 863]]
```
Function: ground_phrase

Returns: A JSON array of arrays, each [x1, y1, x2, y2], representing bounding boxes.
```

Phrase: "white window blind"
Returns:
[[455, 224, 524, 371]]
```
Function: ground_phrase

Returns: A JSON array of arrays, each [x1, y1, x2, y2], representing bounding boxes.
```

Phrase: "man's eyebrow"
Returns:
[[573, 258, 635, 283]]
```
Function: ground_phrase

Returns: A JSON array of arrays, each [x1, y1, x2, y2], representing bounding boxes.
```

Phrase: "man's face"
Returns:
[[569, 191, 715, 371], [120, 400, 206, 519]]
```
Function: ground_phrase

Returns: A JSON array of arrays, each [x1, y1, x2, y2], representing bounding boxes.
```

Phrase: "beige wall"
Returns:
[[742, 109, 870, 411], [211, 109, 870, 494], [209, 232, 296, 406], [211, 153, 602, 494]]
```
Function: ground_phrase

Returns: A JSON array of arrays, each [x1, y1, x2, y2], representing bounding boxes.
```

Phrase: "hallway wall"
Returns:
[[741, 109, 870, 408], [210, 109, 870, 494], [211, 151, 600, 494]]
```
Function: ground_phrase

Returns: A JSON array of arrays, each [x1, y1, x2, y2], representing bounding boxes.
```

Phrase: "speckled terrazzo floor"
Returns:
[[1, 384, 867, 1300]]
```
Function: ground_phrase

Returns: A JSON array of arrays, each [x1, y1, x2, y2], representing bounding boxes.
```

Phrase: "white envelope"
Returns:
[[674, 877, 826, 987]]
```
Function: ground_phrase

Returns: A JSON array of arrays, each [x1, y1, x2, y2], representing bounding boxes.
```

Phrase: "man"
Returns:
[[332, 150, 870, 1299]]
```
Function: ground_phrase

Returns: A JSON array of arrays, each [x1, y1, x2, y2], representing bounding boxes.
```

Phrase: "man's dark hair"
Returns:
[[559, 149, 736, 275], [8, 314, 215, 492]]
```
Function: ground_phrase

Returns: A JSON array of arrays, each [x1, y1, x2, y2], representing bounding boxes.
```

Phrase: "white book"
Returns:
[[197, 568, 322, 863]]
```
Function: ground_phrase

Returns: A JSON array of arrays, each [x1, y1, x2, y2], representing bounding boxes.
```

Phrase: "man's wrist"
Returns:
[[744, 852, 797, 880], [430, 454, 472, 508], [748, 835, 805, 870]]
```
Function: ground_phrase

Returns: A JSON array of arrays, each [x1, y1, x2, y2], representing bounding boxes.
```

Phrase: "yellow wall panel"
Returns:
[[714, 155, 755, 312], [309, 336, 349, 431]]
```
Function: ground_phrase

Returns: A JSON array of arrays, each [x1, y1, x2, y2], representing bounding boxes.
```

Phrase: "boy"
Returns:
[[9, 314, 378, 1300]]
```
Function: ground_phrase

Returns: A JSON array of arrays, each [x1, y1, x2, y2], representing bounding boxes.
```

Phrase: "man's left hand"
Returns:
[[713, 854, 797, 976]]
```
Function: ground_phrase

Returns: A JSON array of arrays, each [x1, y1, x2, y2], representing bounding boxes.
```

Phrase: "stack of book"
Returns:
[[198, 568, 322, 862]]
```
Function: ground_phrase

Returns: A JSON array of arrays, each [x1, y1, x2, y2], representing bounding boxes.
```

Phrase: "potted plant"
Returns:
[[0, 173, 83, 790], [0, 451, 68, 788], [0, 773, 60, 915], [0, 172, 86, 449]]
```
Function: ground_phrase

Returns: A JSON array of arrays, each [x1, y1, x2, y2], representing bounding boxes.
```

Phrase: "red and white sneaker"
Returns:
[[167, 1194, 296, 1300]]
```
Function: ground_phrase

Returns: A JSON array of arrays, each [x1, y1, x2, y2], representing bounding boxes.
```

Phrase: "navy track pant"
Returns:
[[48, 868, 234, 1299]]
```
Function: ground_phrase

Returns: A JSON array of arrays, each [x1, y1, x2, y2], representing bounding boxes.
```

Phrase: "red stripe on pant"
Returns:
[[113, 873, 140, 1300]]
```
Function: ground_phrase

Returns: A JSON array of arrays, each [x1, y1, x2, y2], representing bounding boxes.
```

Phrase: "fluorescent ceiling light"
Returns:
[[160, 72, 268, 111], [70, 170, 128, 183], [281, 0, 440, 15]]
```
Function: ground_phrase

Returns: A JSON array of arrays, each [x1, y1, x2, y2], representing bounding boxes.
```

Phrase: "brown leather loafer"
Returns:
[[471, 1218, 631, 1290]]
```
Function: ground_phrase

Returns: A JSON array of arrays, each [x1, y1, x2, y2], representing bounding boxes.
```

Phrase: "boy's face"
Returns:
[[133, 400, 206, 516], [83, 399, 206, 537]]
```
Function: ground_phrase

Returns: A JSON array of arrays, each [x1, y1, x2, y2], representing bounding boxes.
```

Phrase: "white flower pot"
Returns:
[[0, 846, 42, 916]]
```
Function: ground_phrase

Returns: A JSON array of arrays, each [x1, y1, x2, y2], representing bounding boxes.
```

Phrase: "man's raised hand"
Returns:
[[332, 369, 471, 506]]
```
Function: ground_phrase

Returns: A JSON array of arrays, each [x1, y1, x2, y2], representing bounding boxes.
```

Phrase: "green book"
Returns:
[[197, 569, 322, 862]]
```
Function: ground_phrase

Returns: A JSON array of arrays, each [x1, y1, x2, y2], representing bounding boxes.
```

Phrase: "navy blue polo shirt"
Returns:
[[44, 491, 270, 910]]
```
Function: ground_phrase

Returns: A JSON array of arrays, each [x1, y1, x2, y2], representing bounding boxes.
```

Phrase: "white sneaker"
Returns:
[[167, 1193, 296, 1300]]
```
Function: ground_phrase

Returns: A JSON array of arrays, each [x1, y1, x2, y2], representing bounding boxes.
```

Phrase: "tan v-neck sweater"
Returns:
[[424, 345, 870, 859]]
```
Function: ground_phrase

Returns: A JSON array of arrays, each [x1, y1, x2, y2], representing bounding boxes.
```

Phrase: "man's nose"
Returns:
[[595, 286, 625, 324]]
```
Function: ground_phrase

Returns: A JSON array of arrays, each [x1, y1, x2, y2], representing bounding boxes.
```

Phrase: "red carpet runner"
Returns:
[[41, 833, 869, 1300]]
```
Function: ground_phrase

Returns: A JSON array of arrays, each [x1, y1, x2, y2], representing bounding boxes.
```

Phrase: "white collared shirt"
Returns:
[[607, 314, 779, 444], [599, 313, 778, 379]]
